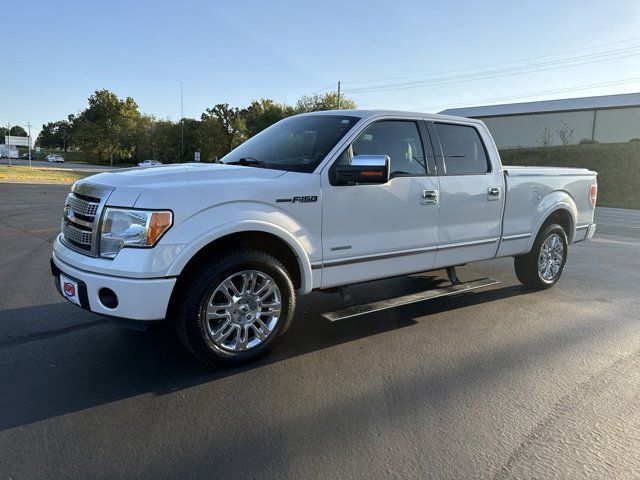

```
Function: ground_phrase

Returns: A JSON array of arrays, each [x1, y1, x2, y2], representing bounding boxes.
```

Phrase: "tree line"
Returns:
[[35, 89, 356, 164], [0, 125, 29, 138]]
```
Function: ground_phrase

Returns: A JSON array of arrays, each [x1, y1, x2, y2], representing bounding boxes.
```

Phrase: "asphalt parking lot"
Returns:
[[1, 183, 639, 479]]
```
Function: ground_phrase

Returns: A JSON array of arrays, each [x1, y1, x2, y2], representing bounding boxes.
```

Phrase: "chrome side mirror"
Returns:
[[333, 155, 390, 185]]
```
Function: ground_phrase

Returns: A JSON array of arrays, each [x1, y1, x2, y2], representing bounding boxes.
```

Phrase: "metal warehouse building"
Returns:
[[440, 92, 640, 149]]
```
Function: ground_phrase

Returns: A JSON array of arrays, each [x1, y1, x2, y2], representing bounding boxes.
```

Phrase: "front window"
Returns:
[[222, 114, 360, 172], [348, 120, 427, 176]]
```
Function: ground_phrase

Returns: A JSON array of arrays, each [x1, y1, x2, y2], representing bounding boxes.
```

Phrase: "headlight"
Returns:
[[99, 208, 173, 258]]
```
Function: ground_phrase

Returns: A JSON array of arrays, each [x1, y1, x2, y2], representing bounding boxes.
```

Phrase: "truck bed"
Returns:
[[497, 165, 597, 258]]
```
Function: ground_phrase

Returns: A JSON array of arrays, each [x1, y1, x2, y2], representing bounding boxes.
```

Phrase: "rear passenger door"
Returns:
[[430, 122, 504, 268]]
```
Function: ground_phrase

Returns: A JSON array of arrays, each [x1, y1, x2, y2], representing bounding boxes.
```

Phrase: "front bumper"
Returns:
[[51, 254, 176, 321]]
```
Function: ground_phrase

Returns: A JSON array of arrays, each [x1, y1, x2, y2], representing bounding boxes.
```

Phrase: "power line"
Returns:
[[342, 35, 640, 86], [343, 47, 640, 94], [414, 77, 640, 112]]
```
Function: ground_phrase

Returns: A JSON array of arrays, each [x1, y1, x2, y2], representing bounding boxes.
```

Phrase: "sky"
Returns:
[[2, 0, 640, 138]]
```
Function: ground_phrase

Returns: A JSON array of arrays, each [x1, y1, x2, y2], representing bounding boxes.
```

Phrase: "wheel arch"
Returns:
[[527, 193, 577, 252], [167, 221, 313, 295]]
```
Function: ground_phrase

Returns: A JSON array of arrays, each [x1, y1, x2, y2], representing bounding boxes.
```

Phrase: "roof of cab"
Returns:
[[299, 109, 483, 125]]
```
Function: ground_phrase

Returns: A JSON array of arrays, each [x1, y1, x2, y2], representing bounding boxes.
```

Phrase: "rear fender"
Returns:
[[526, 191, 577, 251]]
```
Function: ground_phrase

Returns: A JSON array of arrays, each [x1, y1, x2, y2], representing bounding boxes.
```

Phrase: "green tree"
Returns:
[[241, 99, 294, 137], [36, 120, 72, 151], [198, 114, 231, 162], [1, 126, 29, 141], [201, 103, 246, 153], [9, 126, 28, 137], [295, 92, 356, 113], [180, 118, 202, 162], [72, 89, 141, 165]]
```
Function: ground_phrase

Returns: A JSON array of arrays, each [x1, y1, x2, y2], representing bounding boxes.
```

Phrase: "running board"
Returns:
[[322, 278, 500, 322]]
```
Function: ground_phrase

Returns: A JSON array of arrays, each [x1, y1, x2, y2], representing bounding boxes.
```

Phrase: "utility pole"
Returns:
[[27, 122, 32, 167], [7, 123, 11, 167], [180, 81, 184, 162], [337, 81, 341, 109]]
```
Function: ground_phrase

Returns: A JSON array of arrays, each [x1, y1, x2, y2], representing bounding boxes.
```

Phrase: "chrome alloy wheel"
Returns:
[[204, 270, 282, 352], [538, 233, 564, 282]]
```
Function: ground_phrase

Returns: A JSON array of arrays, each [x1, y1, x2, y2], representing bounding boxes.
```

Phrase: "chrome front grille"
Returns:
[[60, 183, 114, 257], [62, 222, 93, 247], [66, 194, 99, 217]]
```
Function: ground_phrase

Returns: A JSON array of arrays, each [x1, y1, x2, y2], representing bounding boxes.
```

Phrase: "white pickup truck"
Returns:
[[51, 110, 597, 365]]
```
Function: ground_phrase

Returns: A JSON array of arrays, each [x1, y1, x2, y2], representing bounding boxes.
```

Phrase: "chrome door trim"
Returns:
[[501, 233, 532, 241], [316, 237, 500, 269], [437, 237, 499, 251], [316, 245, 438, 269]]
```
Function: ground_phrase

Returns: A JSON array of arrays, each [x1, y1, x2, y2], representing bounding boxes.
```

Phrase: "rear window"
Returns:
[[435, 123, 489, 175]]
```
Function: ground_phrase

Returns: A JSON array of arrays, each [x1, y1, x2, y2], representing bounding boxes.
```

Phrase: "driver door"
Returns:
[[320, 119, 440, 288]]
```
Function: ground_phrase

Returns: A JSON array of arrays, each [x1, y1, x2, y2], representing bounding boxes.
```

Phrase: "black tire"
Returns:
[[174, 248, 295, 366], [514, 223, 568, 290]]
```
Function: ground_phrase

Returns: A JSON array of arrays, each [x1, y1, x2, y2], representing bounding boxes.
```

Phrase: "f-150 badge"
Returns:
[[277, 196, 318, 203]]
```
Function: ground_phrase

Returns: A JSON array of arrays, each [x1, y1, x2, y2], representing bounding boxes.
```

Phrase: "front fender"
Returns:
[[166, 217, 315, 294]]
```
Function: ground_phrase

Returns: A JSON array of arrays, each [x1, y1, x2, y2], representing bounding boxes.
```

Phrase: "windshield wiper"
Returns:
[[226, 157, 265, 167]]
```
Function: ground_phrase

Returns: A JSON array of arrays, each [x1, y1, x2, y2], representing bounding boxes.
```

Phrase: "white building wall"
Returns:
[[478, 107, 640, 149], [480, 111, 595, 149], [593, 107, 640, 143]]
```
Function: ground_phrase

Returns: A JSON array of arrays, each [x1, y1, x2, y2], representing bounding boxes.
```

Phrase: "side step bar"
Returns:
[[322, 278, 500, 322]]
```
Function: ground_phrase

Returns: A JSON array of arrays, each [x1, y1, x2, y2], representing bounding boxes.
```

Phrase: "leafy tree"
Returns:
[[36, 120, 72, 151], [1, 126, 28, 142], [241, 99, 294, 137], [72, 89, 141, 165], [198, 114, 232, 162], [295, 92, 356, 113], [201, 103, 246, 153], [180, 118, 202, 162], [9, 126, 28, 137]]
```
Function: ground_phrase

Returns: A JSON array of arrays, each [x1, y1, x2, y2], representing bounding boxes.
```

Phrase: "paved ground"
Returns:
[[1, 183, 639, 479], [0, 158, 118, 172]]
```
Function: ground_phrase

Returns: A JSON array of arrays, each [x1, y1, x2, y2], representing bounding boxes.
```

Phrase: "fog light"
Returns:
[[98, 288, 118, 309]]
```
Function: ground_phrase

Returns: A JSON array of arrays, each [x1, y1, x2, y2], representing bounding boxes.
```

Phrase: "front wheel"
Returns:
[[514, 223, 568, 290], [174, 248, 295, 366]]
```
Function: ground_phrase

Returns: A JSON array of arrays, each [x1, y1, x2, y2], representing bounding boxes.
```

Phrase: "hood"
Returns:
[[76, 163, 287, 207]]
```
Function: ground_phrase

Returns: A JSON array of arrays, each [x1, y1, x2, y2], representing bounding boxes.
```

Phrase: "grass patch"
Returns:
[[0, 166, 91, 184], [500, 142, 640, 210]]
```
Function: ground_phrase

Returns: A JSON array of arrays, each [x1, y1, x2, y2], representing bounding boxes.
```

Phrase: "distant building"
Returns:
[[440, 92, 640, 149]]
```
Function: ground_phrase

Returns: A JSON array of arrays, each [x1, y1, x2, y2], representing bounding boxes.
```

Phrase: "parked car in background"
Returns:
[[21, 152, 33, 160], [137, 159, 162, 167], [46, 154, 65, 163]]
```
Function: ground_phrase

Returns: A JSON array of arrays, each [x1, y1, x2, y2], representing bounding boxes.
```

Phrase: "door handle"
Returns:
[[487, 186, 501, 201], [422, 190, 439, 205]]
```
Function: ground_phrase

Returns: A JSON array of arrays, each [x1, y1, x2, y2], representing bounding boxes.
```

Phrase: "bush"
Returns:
[[579, 138, 599, 145], [629, 138, 640, 143]]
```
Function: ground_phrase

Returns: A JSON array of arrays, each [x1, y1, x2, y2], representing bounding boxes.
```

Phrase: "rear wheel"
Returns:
[[514, 223, 568, 290], [174, 248, 295, 366]]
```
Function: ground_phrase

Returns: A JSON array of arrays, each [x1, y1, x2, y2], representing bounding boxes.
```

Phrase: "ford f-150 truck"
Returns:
[[51, 110, 597, 365]]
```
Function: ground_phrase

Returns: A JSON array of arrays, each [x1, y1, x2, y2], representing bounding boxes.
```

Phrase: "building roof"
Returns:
[[439, 91, 640, 118]]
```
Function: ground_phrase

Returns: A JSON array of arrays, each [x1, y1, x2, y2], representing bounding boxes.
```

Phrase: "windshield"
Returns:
[[221, 114, 360, 172]]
